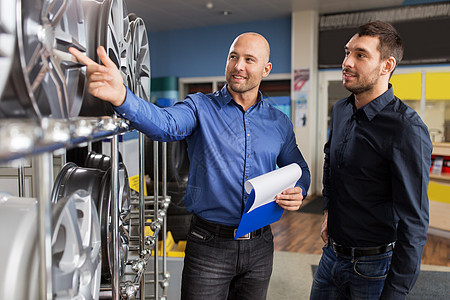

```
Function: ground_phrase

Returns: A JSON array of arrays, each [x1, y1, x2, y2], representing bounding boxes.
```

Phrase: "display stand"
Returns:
[[0, 116, 169, 299]]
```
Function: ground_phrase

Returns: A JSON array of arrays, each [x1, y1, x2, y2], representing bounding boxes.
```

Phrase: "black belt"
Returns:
[[329, 236, 395, 258], [192, 215, 269, 240]]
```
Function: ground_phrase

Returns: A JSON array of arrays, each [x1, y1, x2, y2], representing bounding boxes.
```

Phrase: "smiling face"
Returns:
[[342, 34, 384, 95], [225, 33, 272, 99]]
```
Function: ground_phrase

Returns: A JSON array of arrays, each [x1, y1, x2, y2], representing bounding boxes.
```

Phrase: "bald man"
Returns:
[[70, 32, 310, 299]]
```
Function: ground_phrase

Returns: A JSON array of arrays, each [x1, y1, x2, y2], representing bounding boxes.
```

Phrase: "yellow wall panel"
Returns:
[[426, 72, 450, 100], [390, 72, 422, 100], [428, 181, 450, 204]]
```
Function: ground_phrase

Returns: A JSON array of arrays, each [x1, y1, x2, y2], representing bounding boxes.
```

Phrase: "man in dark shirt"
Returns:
[[310, 21, 432, 300]]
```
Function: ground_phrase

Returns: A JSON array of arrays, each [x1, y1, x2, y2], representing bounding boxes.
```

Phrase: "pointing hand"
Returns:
[[69, 46, 127, 107]]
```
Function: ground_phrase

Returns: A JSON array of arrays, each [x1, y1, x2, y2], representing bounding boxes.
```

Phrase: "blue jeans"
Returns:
[[181, 223, 274, 300], [310, 244, 393, 300]]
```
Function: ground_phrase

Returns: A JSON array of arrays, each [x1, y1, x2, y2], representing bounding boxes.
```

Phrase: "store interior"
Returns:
[[0, 0, 449, 299]]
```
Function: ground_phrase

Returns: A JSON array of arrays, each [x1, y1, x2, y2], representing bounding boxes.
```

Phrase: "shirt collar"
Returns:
[[214, 84, 264, 108], [348, 83, 395, 121]]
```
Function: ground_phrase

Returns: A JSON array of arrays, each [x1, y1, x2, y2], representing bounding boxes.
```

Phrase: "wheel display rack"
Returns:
[[0, 117, 171, 300], [0, 0, 170, 299]]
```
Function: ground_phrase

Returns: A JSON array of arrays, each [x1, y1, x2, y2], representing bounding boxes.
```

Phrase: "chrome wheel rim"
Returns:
[[52, 191, 101, 299], [52, 160, 131, 282], [80, 0, 131, 116], [100, 163, 131, 281], [12, 0, 87, 119], [105, 0, 131, 82], [129, 15, 150, 101], [0, 196, 39, 299]]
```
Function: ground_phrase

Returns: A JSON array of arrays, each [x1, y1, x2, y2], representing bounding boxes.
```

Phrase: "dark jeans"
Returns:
[[310, 244, 393, 300], [181, 222, 274, 300]]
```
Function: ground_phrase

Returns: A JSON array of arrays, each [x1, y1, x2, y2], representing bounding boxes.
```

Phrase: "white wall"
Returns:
[[291, 10, 319, 195]]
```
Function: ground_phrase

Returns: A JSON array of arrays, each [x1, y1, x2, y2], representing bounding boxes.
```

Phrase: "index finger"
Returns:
[[96, 46, 119, 69], [69, 47, 95, 66]]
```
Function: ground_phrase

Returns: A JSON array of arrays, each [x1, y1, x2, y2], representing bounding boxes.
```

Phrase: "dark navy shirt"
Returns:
[[115, 85, 310, 226], [323, 84, 432, 298]]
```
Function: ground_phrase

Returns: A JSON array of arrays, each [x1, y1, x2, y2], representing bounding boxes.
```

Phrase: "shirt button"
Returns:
[[247, 134, 250, 137], [245, 176, 248, 179]]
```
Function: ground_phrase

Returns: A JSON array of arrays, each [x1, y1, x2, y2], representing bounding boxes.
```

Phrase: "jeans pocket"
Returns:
[[262, 227, 274, 243], [353, 253, 392, 280]]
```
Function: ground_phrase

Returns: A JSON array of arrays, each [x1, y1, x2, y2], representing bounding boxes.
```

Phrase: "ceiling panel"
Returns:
[[124, 0, 429, 32]]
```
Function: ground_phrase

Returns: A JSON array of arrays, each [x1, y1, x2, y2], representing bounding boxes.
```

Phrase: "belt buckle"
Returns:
[[234, 229, 251, 240], [330, 239, 341, 254]]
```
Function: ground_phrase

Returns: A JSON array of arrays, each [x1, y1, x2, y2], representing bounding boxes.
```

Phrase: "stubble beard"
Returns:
[[343, 68, 380, 96], [344, 79, 376, 95], [227, 76, 259, 95]]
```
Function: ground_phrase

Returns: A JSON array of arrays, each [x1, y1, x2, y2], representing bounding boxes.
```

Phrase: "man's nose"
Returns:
[[234, 58, 245, 70], [342, 54, 353, 69]]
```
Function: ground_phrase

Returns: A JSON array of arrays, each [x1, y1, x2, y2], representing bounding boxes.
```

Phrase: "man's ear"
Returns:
[[381, 56, 396, 76], [263, 62, 272, 78]]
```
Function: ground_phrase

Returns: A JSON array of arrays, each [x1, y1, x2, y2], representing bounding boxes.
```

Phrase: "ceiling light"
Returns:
[[222, 10, 232, 16], [206, 2, 213, 9]]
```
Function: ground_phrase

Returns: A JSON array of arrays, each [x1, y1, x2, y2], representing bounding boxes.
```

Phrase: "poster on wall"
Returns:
[[295, 100, 307, 128], [294, 69, 309, 128]]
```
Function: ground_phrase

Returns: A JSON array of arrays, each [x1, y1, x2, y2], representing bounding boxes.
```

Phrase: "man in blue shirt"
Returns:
[[70, 32, 310, 299], [310, 21, 432, 300]]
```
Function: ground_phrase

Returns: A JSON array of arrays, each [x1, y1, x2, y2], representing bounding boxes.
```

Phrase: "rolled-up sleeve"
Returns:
[[381, 120, 432, 299]]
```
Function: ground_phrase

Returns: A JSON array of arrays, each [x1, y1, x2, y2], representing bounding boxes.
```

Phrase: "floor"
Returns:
[[271, 197, 450, 267]]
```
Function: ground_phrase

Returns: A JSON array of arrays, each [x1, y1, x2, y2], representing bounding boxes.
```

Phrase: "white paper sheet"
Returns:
[[244, 163, 302, 213]]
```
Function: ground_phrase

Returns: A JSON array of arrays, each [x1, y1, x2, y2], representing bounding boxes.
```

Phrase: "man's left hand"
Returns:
[[275, 187, 303, 211]]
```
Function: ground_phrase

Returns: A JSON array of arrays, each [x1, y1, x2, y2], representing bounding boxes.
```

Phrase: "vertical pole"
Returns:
[[153, 141, 159, 299], [162, 142, 168, 297], [111, 136, 120, 300], [35, 153, 53, 300], [18, 159, 25, 197], [60, 149, 67, 166], [139, 133, 146, 299]]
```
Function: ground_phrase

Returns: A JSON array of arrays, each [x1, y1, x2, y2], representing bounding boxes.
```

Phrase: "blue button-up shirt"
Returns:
[[323, 84, 432, 298], [115, 85, 310, 226]]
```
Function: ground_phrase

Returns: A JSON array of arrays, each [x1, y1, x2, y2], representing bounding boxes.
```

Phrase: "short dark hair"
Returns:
[[358, 21, 403, 67]]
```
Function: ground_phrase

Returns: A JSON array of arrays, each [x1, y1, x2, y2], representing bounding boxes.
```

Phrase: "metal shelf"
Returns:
[[430, 173, 450, 182], [0, 116, 130, 163], [432, 142, 450, 157]]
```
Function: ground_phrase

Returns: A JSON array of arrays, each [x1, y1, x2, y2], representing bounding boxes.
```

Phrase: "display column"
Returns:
[[291, 10, 319, 194]]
